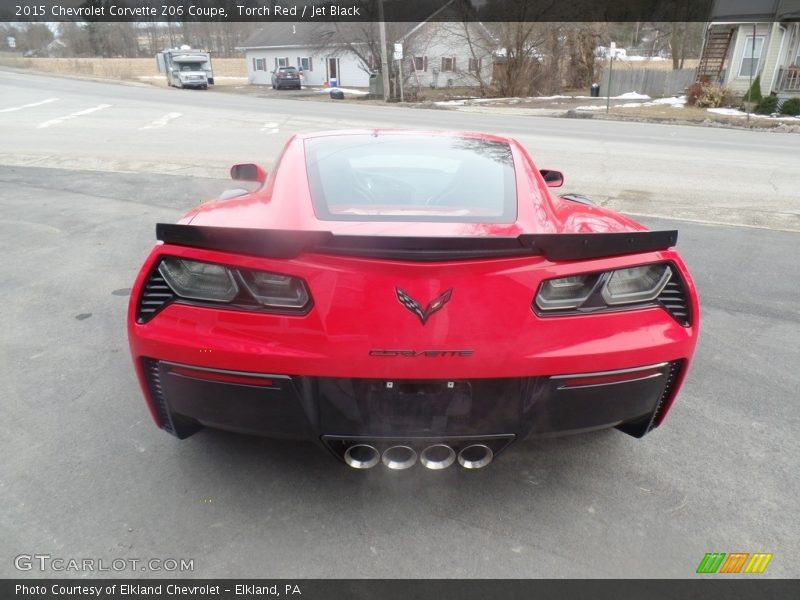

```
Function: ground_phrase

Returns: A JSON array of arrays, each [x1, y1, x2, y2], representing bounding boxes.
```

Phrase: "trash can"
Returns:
[[590, 83, 600, 97], [330, 77, 338, 88]]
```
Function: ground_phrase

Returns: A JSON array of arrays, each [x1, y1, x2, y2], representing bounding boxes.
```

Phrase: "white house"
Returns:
[[237, 18, 496, 90]]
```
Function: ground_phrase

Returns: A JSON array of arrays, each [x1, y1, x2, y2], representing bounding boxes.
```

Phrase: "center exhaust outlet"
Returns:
[[420, 444, 456, 470], [457, 444, 493, 469], [381, 445, 417, 470], [344, 444, 380, 469]]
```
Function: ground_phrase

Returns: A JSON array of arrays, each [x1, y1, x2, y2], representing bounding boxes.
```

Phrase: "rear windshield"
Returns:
[[280, 67, 297, 72], [303, 134, 517, 222]]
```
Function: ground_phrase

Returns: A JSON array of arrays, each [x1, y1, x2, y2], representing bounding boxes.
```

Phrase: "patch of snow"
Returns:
[[434, 99, 469, 106], [707, 107, 748, 116], [614, 92, 651, 100], [316, 86, 368, 95], [706, 107, 800, 121], [650, 95, 686, 106], [575, 105, 605, 111], [616, 103, 644, 108]]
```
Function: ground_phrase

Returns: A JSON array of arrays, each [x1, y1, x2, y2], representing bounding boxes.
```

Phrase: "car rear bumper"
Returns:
[[137, 357, 685, 451]]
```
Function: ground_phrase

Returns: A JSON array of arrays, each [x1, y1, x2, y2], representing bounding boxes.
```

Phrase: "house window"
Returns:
[[413, 56, 427, 71], [275, 57, 289, 69], [795, 45, 800, 67], [441, 56, 455, 72], [298, 57, 312, 71], [738, 35, 764, 77], [468, 58, 481, 72], [254, 58, 266, 71]]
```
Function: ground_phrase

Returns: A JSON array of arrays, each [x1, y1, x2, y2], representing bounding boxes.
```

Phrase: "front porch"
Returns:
[[776, 66, 800, 98]]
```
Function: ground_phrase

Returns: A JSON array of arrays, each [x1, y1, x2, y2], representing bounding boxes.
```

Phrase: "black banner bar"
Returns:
[[0, 0, 724, 23], [3, 579, 800, 600]]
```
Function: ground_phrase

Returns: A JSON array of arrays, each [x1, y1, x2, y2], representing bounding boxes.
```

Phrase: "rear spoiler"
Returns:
[[156, 224, 677, 262]]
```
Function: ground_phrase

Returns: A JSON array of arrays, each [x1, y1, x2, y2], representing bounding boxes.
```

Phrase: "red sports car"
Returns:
[[128, 130, 699, 470]]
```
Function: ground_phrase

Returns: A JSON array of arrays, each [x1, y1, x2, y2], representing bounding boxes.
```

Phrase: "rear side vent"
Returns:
[[141, 358, 175, 434], [141, 358, 201, 438], [617, 360, 683, 438], [136, 266, 175, 323], [659, 269, 691, 326], [647, 360, 683, 433]]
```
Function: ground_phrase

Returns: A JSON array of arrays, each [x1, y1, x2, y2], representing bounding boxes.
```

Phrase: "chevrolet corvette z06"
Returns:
[[128, 130, 699, 470]]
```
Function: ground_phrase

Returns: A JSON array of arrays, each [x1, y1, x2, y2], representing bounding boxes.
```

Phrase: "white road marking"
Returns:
[[37, 104, 112, 129], [260, 121, 280, 134], [139, 112, 183, 130], [0, 98, 59, 113]]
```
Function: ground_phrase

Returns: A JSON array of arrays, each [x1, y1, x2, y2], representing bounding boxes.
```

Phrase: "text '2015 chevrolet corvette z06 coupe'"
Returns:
[[128, 130, 699, 470]]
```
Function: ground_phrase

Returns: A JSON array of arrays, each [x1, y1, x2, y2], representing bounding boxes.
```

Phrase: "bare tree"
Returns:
[[17, 23, 54, 53], [486, 21, 547, 96]]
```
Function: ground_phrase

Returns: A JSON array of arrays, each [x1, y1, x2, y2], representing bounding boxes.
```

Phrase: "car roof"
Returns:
[[294, 129, 515, 145]]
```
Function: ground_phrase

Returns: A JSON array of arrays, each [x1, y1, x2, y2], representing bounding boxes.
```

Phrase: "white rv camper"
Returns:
[[156, 46, 214, 89]]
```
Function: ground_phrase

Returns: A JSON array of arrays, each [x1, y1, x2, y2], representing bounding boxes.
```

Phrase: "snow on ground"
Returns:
[[614, 95, 687, 109], [574, 105, 606, 111], [706, 107, 800, 121], [650, 96, 686, 107], [434, 99, 470, 106], [617, 56, 667, 62], [707, 107, 749, 116], [614, 91, 651, 100], [315, 86, 369, 95]]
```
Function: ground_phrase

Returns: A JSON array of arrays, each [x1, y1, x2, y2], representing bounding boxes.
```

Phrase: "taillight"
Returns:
[[534, 263, 676, 317], [156, 257, 311, 314]]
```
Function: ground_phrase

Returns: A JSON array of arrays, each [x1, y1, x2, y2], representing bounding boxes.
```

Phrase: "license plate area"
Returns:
[[315, 377, 524, 436]]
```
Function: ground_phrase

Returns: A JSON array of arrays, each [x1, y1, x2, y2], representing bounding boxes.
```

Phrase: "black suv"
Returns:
[[271, 66, 302, 90]]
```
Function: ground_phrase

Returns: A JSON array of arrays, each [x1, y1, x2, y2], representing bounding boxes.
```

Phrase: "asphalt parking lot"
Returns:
[[1, 70, 798, 579]]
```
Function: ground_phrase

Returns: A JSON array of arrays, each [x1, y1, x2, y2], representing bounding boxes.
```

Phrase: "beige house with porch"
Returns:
[[696, 0, 800, 99]]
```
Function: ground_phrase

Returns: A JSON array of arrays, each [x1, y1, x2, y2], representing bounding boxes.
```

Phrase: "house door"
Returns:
[[327, 58, 340, 85]]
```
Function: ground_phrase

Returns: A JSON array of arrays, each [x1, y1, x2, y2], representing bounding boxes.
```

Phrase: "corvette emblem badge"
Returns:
[[395, 288, 452, 325]]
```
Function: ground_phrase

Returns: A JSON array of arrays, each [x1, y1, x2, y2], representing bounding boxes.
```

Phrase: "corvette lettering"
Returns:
[[369, 350, 474, 357]]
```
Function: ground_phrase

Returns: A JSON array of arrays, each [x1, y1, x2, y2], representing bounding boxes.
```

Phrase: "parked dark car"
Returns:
[[271, 66, 302, 90]]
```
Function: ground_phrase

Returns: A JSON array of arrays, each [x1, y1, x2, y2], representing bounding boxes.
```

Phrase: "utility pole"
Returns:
[[606, 43, 615, 113], [378, 0, 390, 101]]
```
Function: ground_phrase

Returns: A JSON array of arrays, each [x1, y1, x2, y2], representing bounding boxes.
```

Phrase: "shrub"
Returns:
[[696, 85, 737, 108], [743, 75, 762, 104], [780, 97, 800, 116], [755, 95, 779, 114], [685, 82, 704, 107]]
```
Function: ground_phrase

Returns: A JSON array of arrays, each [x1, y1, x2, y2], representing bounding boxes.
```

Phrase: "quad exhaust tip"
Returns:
[[381, 445, 417, 470], [420, 444, 456, 470], [457, 444, 494, 469], [343, 444, 380, 469], [342, 442, 495, 470]]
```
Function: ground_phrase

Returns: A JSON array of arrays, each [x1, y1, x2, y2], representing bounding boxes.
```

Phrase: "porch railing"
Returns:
[[777, 67, 800, 93]]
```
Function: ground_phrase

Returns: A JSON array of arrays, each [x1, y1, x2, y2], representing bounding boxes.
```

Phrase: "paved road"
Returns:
[[1, 165, 798, 578], [1, 68, 799, 231]]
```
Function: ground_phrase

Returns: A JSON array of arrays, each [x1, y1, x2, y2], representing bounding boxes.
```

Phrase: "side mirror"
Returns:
[[230, 163, 267, 184], [540, 169, 564, 188]]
